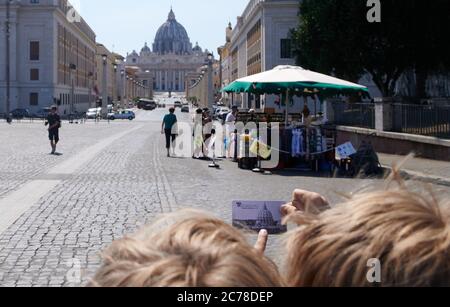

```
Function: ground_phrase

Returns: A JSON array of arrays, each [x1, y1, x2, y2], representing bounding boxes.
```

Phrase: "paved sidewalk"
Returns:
[[378, 153, 450, 186]]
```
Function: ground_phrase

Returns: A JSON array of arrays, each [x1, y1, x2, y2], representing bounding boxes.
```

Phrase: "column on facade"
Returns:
[[173, 71, 176, 92], [181, 71, 185, 92], [156, 71, 160, 91], [171, 71, 174, 91]]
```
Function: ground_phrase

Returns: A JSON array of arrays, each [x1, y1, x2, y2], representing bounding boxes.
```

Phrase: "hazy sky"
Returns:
[[77, 0, 249, 57]]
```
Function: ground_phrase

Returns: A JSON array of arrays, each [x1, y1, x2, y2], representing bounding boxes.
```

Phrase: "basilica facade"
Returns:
[[126, 9, 209, 93]]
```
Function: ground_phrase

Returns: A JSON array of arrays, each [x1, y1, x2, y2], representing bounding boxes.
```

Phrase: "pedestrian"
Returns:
[[302, 105, 311, 124], [248, 109, 256, 123], [192, 108, 204, 159], [45, 105, 61, 155], [161, 107, 178, 157], [202, 108, 212, 158], [225, 106, 238, 158]]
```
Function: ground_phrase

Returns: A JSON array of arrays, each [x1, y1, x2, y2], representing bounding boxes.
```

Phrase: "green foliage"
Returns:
[[291, 0, 450, 98]]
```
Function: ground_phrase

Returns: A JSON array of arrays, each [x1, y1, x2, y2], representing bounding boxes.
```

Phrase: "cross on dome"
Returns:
[[168, 7, 176, 21]]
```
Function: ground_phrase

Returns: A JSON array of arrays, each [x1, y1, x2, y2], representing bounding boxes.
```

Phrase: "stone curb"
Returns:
[[382, 165, 450, 187]]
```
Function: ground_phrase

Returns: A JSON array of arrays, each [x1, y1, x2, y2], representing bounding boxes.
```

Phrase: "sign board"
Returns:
[[336, 142, 357, 159]]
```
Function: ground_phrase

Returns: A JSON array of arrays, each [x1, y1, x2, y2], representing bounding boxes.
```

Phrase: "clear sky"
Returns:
[[76, 0, 249, 57]]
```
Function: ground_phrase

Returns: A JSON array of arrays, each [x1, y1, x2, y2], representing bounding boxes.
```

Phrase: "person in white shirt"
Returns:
[[225, 106, 238, 158]]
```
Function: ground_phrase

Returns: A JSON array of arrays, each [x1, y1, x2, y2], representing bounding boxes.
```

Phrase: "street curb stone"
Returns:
[[382, 165, 450, 187]]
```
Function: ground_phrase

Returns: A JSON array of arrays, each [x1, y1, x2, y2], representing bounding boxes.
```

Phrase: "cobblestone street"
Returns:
[[0, 107, 448, 287]]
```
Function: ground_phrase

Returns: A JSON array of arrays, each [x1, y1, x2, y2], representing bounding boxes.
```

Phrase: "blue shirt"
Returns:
[[163, 113, 177, 130]]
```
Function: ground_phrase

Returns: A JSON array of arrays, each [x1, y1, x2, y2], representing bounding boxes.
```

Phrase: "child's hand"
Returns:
[[282, 189, 330, 216], [254, 229, 268, 255]]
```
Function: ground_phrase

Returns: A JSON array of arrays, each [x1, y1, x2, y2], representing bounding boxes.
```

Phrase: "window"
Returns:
[[30, 93, 39, 106], [30, 41, 40, 61], [280, 39, 293, 59], [30, 69, 39, 81]]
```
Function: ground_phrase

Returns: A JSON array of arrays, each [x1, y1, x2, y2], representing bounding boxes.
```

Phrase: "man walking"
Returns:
[[161, 107, 178, 157], [45, 106, 61, 155]]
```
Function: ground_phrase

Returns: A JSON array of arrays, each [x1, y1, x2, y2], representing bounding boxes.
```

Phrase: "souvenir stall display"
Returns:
[[222, 65, 370, 173], [235, 110, 336, 172]]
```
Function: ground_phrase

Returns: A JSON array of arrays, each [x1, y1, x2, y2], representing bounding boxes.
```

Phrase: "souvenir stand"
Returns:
[[222, 65, 369, 173]]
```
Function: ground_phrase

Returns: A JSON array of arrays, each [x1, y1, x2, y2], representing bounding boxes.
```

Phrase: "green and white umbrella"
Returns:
[[222, 65, 369, 125], [222, 65, 369, 96]]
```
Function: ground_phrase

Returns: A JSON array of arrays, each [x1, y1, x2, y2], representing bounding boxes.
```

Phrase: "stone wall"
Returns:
[[336, 126, 450, 161]]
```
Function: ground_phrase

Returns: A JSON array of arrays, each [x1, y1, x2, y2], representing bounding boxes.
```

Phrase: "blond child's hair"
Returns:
[[88, 210, 283, 287], [285, 178, 450, 287]]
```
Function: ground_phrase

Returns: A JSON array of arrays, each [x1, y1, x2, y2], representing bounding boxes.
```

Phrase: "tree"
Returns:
[[291, 0, 450, 99], [291, 0, 366, 83], [404, 0, 450, 99]]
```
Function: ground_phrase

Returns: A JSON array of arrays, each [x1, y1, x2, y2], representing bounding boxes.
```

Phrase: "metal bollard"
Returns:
[[233, 129, 238, 162]]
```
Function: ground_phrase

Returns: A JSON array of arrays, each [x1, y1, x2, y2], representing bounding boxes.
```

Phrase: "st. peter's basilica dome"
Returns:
[[152, 9, 193, 55]]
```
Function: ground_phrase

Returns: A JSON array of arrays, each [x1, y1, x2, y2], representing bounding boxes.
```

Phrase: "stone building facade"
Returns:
[[0, 0, 96, 115], [125, 9, 210, 94]]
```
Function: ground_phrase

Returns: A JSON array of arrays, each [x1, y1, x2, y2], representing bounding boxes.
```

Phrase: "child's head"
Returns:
[[284, 186, 450, 287], [89, 210, 283, 287], [169, 107, 175, 114]]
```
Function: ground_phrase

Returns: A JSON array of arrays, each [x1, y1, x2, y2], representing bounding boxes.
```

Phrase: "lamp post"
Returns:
[[101, 54, 108, 120], [69, 63, 77, 122], [120, 70, 125, 108], [207, 53, 214, 110], [125, 75, 129, 106], [5, 0, 11, 123], [145, 70, 151, 99], [88, 72, 94, 108], [130, 78, 134, 101], [153, 76, 156, 98], [113, 63, 118, 109]]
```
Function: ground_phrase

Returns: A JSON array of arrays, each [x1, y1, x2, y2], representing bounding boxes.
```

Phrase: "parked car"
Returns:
[[138, 99, 156, 109], [10, 108, 31, 119], [138, 99, 157, 110], [174, 101, 182, 108], [86, 108, 101, 119], [143, 103, 156, 111], [32, 107, 51, 119], [181, 106, 190, 113], [108, 110, 136, 121]]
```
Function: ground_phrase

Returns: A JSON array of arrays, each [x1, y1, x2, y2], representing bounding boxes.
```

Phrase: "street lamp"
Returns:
[[88, 72, 94, 108], [206, 53, 214, 110], [145, 70, 151, 98], [113, 63, 118, 108], [120, 70, 125, 108], [5, 0, 12, 123], [101, 54, 108, 119], [69, 63, 77, 121]]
